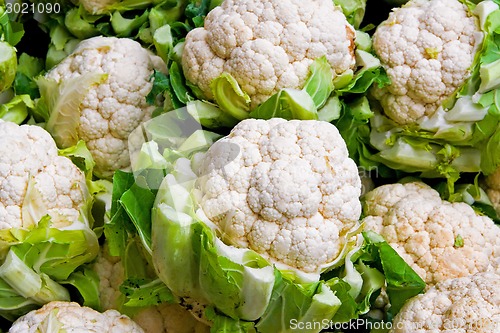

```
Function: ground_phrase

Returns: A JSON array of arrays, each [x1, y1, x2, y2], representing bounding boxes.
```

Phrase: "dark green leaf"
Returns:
[[360, 231, 426, 316], [61, 268, 101, 310], [146, 70, 170, 105], [120, 278, 176, 307], [120, 183, 156, 250]]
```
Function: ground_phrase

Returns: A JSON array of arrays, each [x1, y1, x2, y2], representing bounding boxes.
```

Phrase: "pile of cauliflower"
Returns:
[[1, 0, 500, 332]]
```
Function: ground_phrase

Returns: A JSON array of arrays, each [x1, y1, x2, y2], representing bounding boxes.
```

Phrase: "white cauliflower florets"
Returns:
[[9, 301, 144, 333], [371, 0, 481, 124], [45, 36, 166, 179], [93, 243, 210, 333], [197, 118, 362, 273], [363, 182, 500, 286], [133, 303, 210, 333], [93, 243, 125, 311], [390, 271, 500, 332], [485, 167, 500, 215], [0, 120, 89, 229], [182, 0, 356, 108]]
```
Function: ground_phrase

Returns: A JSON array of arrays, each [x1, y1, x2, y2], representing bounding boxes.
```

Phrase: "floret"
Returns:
[[363, 182, 500, 286], [390, 272, 500, 332], [9, 301, 144, 332]]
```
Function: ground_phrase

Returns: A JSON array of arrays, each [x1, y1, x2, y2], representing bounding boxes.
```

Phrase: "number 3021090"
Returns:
[[5, 2, 61, 14]]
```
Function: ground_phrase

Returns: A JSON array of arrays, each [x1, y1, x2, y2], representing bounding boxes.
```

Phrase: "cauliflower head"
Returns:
[[371, 0, 482, 124], [9, 301, 144, 332], [182, 0, 356, 108], [197, 118, 362, 273], [93, 243, 210, 333], [92, 243, 125, 311], [363, 182, 500, 286], [0, 120, 89, 229], [133, 303, 210, 333], [390, 271, 500, 333], [485, 167, 500, 215], [45, 36, 165, 179]]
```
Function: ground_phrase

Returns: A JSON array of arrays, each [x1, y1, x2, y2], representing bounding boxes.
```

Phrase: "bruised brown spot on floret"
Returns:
[[346, 25, 356, 61]]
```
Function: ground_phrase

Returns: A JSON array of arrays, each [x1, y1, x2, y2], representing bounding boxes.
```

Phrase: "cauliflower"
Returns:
[[362, 182, 500, 286], [0, 120, 100, 319], [485, 167, 500, 215], [42, 36, 166, 179], [93, 243, 210, 333], [182, 0, 356, 108], [8, 301, 144, 332], [371, 0, 481, 124], [133, 303, 210, 333], [390, 271, 500, 332], [93, 243, 124, 311], [336, 0, 500, 188], [0, 119, 89, 229], [197, 118, 362, 273], [151, 115, 426, 329]]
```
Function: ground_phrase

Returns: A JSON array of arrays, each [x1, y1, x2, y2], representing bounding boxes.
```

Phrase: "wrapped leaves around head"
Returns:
[[0, 120, 99, 321], [127, 112, 426, 332]]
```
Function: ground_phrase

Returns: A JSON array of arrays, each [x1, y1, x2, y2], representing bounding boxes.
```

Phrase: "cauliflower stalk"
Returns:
[[116, 112, 426, 332], [334, 0, 500, 191], [0, 120, 99, 321], [36, 36, 166, 179], [9, 301, 144, 332], [363, 181, 500, 286], [90, 146, 211, 333]]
